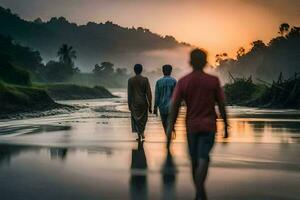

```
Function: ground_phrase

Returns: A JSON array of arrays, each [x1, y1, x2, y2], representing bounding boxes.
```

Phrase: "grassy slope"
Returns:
[[0, 82, 116, 118], [36, 84, 117, 100], [0, 82, 59, 114]]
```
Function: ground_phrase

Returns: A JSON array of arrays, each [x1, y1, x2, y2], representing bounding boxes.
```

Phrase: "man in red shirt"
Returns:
[[167, 49, 229, 200]]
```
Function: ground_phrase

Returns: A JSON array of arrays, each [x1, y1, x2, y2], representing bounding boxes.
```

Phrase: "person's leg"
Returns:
[[195, 159, 209, 200], [187, 133, 199, 192], [194, 132, 215, 200], [160, 114, 168, 134], [131, 115, 140, 141], [141, 132, 145, 140]]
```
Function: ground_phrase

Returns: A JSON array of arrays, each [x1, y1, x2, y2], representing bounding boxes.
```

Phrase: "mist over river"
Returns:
[[0, 90, 300, 200]]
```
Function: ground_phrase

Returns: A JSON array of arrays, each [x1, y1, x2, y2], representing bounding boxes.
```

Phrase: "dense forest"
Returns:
[[0, 34, 115, 116], [216, 23, 300, 82], [216, 23, 300, 108], [1, 5, 299, 110], [0, 6, 189, 70]]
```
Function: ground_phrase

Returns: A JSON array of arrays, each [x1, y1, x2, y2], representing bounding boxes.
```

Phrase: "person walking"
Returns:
[[128, 64, 152, 141], [154, 65, 177, 134], [166, 49, 229, 200]]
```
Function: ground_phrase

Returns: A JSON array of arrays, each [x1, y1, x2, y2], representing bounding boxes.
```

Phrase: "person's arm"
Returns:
[[215, 79, 229, 138], [146, 78, 152, 113], [166, 83, 182, 149], [217, 101, 229, 138], [127, 79, 132, 111], [154, 82, 160, 116]]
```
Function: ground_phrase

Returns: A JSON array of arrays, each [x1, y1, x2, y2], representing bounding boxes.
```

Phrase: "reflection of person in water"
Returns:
[[161, 150, 177, 200], [130, 141, 148, 200], [50, 148, 68, 160]]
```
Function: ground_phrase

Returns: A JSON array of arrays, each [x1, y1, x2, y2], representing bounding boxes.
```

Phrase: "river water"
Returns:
[[0, 91, 300, 200]]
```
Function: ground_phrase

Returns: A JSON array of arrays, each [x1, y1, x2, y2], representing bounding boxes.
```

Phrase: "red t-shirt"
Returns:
[[172, 71, 225, 133]]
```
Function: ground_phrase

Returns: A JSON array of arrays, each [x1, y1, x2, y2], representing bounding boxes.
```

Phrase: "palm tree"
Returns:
[[278, 23, 290, 36], [57, 44, 76, 65]]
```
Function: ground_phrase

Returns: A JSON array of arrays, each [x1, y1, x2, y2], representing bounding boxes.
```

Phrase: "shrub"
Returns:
[[0, 62, 31, 86]]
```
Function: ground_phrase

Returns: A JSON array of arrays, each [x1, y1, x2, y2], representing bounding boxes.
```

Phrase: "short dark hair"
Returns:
[[162, 64, 172, 76], [190, 48, 207, 70], [134, 64, 143, 74]]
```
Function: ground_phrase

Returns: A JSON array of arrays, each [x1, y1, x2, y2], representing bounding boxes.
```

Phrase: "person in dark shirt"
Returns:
[[128, 64, 152, 141], [167, 49, 229, 200], [154, 65, 177, 134]]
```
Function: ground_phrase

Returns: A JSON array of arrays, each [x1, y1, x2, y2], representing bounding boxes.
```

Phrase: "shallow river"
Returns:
[[0, 92, 300, 200]]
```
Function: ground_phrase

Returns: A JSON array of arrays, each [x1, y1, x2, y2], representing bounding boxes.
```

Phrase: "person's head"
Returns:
[[190, 48, 207, 70], [134, 64, 143, 75], [162, 64, 173, 76]]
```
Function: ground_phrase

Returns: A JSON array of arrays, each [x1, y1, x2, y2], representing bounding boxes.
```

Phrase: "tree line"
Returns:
[[216, 23, 300, 82], [0, 34, 130, 87]]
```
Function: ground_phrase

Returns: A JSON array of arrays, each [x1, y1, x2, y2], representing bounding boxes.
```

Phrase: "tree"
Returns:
[[44, 61, 69, 82], [278, 23, 290, 36], [34, 18, 43, 24], [93, 64, 102, 74], [236, 47, 245, 59], [43, 44, 79, 82], [116, 68, 127, 76], [57, 44, 79, 74], [93, 62, 114, 77], [215, 52, 229, 65], [57, 44, 77, 66], [0, 53, 31, 86], [250, 40, 266, 52]]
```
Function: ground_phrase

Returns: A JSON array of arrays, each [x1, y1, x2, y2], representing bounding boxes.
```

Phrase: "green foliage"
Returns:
[[224, 77, 257, 104], [0, 63, 31, 86], [57, 44, 77, 65], [41, 44, 79, 82], [224, 74, 300, 109], [217, 23, 300, 82], [40, 84, 115, 100], [0, 82, 56, 113], [0, 34, 43, 77], [93, 62, 114, 76], [43, 61, 72, 82], [0, 6, 187, 69], [252, 75, 300, 108], [87, 62, 129, 87]]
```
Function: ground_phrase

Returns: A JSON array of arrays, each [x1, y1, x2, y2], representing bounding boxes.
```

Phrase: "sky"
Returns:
[[0, 0, 299, 62]]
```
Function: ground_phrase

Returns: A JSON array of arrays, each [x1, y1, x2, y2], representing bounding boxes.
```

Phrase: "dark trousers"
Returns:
[[160, 113, 169, 133]]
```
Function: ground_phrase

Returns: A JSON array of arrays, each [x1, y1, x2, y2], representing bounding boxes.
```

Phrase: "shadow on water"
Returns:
[[0, 145, 28, 166], [130, 141, 148, 200], [50, 148, 68, 160], [161, 150, 177, 200], [0, 124, 71, 136], [0, 144, 70, 166], [129, 142, 178, 200]]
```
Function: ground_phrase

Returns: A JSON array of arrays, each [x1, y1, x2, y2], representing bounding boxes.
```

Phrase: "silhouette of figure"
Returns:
[[128, 64, 152, 141], [50, 148, 68, 160], [154, 65, 177, 134], [161, 150, 177, 200], [130, 141, 148, 200], [166, 49, 229, 200]]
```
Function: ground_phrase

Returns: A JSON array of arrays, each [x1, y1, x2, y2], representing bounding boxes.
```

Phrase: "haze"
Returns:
[[0, 0, 299, 63]]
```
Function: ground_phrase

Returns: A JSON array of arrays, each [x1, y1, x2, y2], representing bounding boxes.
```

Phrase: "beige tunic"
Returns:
[[127, 75, 152, 133]]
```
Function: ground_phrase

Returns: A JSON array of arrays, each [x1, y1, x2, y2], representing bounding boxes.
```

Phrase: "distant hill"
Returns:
[[0, 6, 190, 71]]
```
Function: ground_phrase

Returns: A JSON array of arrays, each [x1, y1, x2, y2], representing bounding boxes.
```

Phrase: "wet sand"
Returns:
[[0, 96, 300, 200]]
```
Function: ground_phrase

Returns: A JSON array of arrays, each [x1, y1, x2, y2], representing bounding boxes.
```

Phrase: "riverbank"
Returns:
[[0, 99, 299, 200], [224, 75, 300, 109], [40, 84, 117, 100], [0, 82, 118, 119], [0, 82, 76, 119]]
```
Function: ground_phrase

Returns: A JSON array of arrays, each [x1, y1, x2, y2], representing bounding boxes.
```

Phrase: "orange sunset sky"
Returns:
[[0, 0, 299, 62]]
